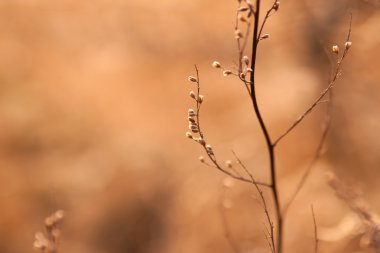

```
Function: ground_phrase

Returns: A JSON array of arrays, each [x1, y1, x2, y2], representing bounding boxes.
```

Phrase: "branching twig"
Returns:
[[186, 66, 271, 188], [281, 17, 353, 215], [273, 16, 353, 147], [232, 151, 275, 253]]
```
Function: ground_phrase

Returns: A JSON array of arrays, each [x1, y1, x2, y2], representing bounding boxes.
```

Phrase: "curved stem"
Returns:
[[250, 1, 282, 253]]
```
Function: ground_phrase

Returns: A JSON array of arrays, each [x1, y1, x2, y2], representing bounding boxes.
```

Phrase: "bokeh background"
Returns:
[[0, 0, 379, 253]]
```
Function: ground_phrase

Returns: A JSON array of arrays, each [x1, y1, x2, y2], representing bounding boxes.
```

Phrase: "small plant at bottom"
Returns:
[[33, 210, 65, 253]]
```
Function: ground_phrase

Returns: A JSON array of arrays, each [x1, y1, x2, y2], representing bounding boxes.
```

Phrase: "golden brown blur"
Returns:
[[1, 1, 380, 253]]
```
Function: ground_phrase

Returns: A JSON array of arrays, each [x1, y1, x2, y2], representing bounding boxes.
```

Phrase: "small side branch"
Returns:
[[232, 151, 275, 253], [273, 16, 352, 147], [186, 65, 271, 188], [311, 205, 319, 253]]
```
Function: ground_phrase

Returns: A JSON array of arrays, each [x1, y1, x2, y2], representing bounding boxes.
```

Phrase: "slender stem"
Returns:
[[249, 1, 282, 253]]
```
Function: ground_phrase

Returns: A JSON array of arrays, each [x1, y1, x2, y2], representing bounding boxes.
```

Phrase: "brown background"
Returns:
[[0, 0, 379, 253]]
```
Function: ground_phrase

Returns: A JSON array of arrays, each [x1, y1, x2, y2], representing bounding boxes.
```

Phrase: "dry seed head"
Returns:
[[223, 70, 233, 76], [199, 156, 205, 163], [185, 132, 193, 139], [345, 41, 352, 50], [212, 61, 221, 68], [242, 55, 250, 65], [198, 95, 204, 103], [237, 14, 247, 22], [332, 45, 339, 54], [188, 117, 195, 123], [239, 72, 246, 79], [189, 91, 196, 99], [188, 76, 197, 82]]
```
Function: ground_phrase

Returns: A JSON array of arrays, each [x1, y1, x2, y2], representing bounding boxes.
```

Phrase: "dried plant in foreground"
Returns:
[[327, 174, 380, 252], [185, 1, 352, 253], [33, 210, 65, 253]]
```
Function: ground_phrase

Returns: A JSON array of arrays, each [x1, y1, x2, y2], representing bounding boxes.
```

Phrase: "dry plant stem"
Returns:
[[233, 151, 275, 253], [281, 18, 352, 215], [282, 91, 332, 216], [193, 65, 271, 188], [249, 0, 282, 252], [273, 17, 352, 147], [311, 205, 319, 253]]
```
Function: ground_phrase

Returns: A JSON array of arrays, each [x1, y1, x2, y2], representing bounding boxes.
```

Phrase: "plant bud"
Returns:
[[189, 91, 196, 99], [242, 55, 250, 65], [188, 76, 197, 82], [345, 41, 352, 50], [332, 45, 339, 54], [197, 138, 206, 146], [261, 34, 270, 40], [212, 61, 221, 68], [223, 70, 233, 76], [186, 132, 193, 139], [198, 95, 204, 103], [235, 29, 243, 39], [238, 14, 247, 22], [188, 109, 196, 117], [199, 156, 205, 162]]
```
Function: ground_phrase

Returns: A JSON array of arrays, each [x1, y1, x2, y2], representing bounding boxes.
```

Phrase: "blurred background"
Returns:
[[0, 0, 379, 252]]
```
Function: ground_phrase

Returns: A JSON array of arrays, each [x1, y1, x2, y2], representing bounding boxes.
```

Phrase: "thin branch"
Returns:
[[273, 16, 352, 147], [257, 0, 279, 42], [191, 65, 271, 188], [232, 151, 275, 253], [311, 205, 319, 253], [282, 90, 332, 216], [249, 1, 283, 252]]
